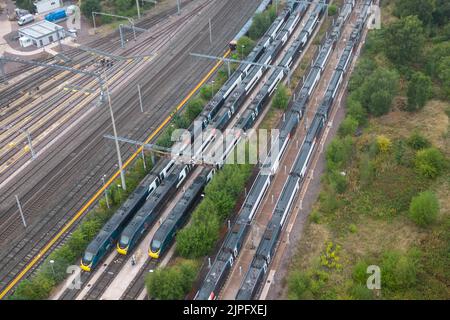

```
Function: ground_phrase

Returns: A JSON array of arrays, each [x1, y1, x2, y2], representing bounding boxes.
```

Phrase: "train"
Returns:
[[148, 168, 215, 258], [194, 0, 329, 301], [80, 159, 175, 271], [236, 0, 373, 300], [116, 1, 302, 259], [79, 0, 312, 273], [115, 163, 193, 256]]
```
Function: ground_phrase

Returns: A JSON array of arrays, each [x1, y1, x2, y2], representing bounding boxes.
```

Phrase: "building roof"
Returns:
[[18, 20, 64, 40]]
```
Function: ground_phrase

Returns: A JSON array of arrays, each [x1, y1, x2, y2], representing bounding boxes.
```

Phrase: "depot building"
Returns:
[[18, 20, 65, 48]]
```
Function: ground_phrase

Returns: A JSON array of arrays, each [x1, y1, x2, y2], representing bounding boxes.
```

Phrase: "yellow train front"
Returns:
[[148, 239, 161, 259]]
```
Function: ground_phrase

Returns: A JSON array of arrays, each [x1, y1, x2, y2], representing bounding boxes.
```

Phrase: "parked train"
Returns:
[[80, 159, 175, 271], [115, 163, 193, 256], [116, 1, 302, 258], [236, 0, 373, 300], [148, 168, 215, 258], [194, 0, 329, 301]]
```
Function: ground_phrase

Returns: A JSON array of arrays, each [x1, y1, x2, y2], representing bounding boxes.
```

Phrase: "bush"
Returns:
[[272, 84, 290, 110], [409, 191, 440, 227], [352, 260, 369, 285], [287, 271, 311, 300], [338, 116, 359, 137], [327, 170, 348, 194], [346, 97, 368, 126], [407, 131, 431, 150], [328, 4, 337, 16], [325, 136, 353, 171], [350, 284, 374, 300], [407, 72, 432, 111], [358, 68, 399, 116], [248, 5, 276, 40], [380, 249, 421, 291], [81, 0, 102, 20], [415, 147, 446, 178], [145, 260, 198, 299]]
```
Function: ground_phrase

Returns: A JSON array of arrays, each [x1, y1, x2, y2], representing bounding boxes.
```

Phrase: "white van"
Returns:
[[18, 14, 35, 26]]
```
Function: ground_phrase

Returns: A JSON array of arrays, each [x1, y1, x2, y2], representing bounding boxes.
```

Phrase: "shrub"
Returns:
[[287, 271, 311, 299], [409, 191, 440, 227], [376, 135, 392, 153], [352, 260, 369, 285], [406, 72, 432, 111], [415, 147, 446, 178], [346, 98, 368, 126], [338, 116, 359, 137], [328, 4, 337, 16], [272, 84, 290, 110], [407, 131, 431, 150], [380, 249, 421, 291], [325, 136, 353, 171], [350, 284, 374, 300], [145, 259, 198, 299]]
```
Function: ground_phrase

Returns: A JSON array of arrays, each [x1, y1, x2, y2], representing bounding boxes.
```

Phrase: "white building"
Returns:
[[18, 20, 65, 48], [34, 0, 62, 14]]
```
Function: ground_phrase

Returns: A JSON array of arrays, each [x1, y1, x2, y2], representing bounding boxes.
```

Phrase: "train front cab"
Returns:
[[80, 251, 95, 272], [117, 237, 129, 255], [149, 239, 161, 259]]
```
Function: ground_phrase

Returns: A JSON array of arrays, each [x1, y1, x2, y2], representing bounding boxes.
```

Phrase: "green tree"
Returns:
[[415, 147, 446, 178], [81, 0, 102, 20], [383, 16, 425, 66], [338, 115, 358, 137], [248, 5, 276, 40], [346, 97, 368, 126], [185, 98, 204, 123], [115, 0, 133, 14], [409, 191, 440, 227], [176, 209, 220, 258], [437, 56, 450, 99], [15, 0, 36, 13], [359, 68, 399, 116], [432, 0, 450, 26], [407, 72, 432, 111], [272, 84, 289, 110], [236, 36, 255, 57], [394, 0, 436, 26]]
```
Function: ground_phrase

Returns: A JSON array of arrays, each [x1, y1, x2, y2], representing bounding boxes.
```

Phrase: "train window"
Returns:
[[119, 236, 129, 246], [83, 252, 94, 262], [151, 240, 161, 252]]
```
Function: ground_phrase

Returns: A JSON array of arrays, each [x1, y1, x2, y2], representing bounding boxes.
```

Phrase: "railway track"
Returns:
[[0, 16, 200, 175], [0, 0, 260, 298]]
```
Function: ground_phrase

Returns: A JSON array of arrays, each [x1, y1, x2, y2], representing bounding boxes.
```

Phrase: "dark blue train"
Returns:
[[148, 168, 215, 258]]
